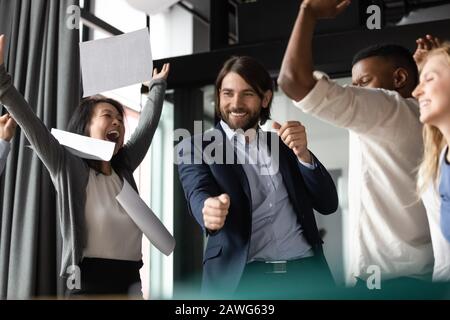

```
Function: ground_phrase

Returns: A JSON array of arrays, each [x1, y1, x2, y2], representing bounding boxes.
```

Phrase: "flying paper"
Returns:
[[51, 128, 115, 161], [116, 179, 176, 256], [80, 28, 153, 97]]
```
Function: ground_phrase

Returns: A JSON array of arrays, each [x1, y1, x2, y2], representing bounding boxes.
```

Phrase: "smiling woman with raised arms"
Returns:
[[0, 34, 169, 297]]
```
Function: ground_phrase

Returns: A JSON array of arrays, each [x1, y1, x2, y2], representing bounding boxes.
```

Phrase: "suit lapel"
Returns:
[[265, 132, 290, 179], [272, 136, 302, 214]]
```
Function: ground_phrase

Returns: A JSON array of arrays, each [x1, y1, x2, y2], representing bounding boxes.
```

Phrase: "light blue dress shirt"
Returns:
[[220, 121, 314, 262]]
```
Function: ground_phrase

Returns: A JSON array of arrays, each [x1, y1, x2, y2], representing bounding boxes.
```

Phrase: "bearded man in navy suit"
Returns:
[[177, 56, 339, 298]]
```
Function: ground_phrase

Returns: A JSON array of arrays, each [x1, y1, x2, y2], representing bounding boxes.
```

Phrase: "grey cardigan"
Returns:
[[0, 64, 167, 276], [0, 139, 10, 175]]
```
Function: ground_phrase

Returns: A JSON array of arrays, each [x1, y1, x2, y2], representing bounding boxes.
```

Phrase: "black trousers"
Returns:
[[67, 258, 143, 298], [235, 255, 336, 299]]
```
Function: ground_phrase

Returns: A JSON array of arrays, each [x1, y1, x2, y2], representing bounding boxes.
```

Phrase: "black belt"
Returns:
[[247, 257, 316, 274]]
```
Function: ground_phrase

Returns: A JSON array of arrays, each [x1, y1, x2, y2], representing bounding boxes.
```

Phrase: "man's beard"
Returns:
[[220, 108, 261, 131]]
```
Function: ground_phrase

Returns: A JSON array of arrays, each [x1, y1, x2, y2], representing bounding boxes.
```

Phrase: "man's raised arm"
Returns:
[[278, 0, 351, 101]]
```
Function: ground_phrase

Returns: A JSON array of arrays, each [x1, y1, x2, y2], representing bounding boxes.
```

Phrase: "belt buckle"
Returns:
[[265, 261, 287, 274]]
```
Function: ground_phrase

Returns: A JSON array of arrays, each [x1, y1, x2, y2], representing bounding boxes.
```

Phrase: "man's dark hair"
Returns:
[[215, 56, 274, 125], [66, 95, 125, 172], [352, 44, 419, 86]]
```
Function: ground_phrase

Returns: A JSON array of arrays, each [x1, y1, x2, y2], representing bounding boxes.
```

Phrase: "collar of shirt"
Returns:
[[220, 120, 260, 147], [220, 120, 316, 170]]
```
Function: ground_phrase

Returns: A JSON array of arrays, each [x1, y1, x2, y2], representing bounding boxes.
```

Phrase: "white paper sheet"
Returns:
[[116, 179, 175, 256], [80, 28, 153, 97], [51, 128, 115, 161]]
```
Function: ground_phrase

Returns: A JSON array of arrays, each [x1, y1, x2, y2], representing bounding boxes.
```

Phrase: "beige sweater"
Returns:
[[293, 73, 433, 285]]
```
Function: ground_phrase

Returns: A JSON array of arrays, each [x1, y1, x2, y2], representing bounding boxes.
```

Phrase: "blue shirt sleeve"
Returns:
[[0, 138, 11, 175], [439, 150, 450, 243], [297, 151, 316, 170]]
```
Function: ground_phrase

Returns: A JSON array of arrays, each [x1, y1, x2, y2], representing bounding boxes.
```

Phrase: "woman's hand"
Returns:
[[152, 63, 170, 81], [414, 35, 440, 70], [0, 114, 17, 142], [143, 63, 170, 88]]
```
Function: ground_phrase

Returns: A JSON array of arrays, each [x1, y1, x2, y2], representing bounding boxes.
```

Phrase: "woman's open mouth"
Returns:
[[106, 130, 120, 143]]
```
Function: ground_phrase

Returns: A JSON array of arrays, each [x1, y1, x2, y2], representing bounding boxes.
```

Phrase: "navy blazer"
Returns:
[[177, 123, 339, 294]]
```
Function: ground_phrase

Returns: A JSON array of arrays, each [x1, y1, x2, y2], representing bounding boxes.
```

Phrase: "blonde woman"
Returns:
[[413, 41, 450, 281]]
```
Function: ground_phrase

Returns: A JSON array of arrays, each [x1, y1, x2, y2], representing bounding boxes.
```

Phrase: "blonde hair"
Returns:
[[417, 42, 450, 195]]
